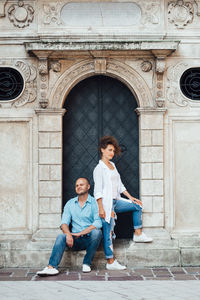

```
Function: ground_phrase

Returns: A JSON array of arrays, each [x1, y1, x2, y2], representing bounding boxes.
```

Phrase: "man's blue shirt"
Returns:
[[60, 194, 102, 233]]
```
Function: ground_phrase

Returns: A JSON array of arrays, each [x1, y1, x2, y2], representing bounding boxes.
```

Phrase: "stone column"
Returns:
[[136, 108, 166, 228], [34, 108, 66, 239]]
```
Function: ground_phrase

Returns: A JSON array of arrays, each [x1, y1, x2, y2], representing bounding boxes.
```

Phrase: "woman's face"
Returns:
[[101, 144, 115, 161]]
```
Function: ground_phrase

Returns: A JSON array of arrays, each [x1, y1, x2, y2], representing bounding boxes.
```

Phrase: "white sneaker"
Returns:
[[36, 266, 59, 276], [82, 264, 91, 273], [106, 260, 126, 270], [133, 232, 153, 243]]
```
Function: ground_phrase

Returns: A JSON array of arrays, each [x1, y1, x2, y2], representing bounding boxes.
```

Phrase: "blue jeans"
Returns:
[[102, 199, 142, 259], [49, 229, 102, 269]]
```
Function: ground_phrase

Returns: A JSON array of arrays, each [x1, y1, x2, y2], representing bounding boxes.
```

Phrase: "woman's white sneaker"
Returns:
[[106, 260, 126, 270], [133, 232, 153, 243], [36, 267, 59, 276]]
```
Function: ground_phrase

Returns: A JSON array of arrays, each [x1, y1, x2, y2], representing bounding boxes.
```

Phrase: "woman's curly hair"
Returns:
[[99, 136, 121, 157]]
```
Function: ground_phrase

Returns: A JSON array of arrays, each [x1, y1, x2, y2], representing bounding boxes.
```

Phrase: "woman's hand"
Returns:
[[99, 206, 106, 219], [130, 196, 142, 207]]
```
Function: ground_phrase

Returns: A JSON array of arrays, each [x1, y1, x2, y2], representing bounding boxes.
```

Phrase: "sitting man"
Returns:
[[37, 177, 102, 276]]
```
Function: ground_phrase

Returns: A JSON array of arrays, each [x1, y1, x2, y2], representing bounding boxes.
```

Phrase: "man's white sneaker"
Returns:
[[36, 267, 59, 276], [106, 260, 126, 270], [133, 232, 153, 243], [82, 264, 91, 273]]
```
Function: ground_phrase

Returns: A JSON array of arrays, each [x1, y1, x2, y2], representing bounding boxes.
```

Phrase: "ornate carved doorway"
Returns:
[[63, 75, 139, 238]]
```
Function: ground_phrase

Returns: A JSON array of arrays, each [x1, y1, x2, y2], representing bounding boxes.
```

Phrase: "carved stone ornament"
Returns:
[[8, 1, 34, 28], [50, 61, 61, 73], [94, 59, 107, 74], [156, 57, 166, 73], [166, 62, 189, 106], [168, 0, 194, 29], [43, 2, 62, 25], [0, 0, 7, 17], [141, 0, 160, 25], [141, 61, 152, 72]]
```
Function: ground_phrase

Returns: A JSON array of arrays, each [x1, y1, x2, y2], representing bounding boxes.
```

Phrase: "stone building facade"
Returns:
[[0, 0, 200, 267]]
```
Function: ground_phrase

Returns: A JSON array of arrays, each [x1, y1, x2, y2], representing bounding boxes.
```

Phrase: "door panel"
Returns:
[[63, 75, 138, 238]]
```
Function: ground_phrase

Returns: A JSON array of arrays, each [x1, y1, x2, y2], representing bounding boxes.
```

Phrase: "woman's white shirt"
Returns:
[[93, 160, 126, 223]]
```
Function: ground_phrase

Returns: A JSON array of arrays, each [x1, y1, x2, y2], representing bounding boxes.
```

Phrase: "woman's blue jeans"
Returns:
[[49, 229, 102, 269], [102, 199, 142, 259]]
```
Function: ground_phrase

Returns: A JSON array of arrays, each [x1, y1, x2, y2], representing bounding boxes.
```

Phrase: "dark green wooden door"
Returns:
[[63, 75, 139, 238]]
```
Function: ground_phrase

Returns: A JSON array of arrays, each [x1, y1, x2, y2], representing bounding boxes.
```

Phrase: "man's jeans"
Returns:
[[102, 199, 142, 259], [49, 229, 102, 269]]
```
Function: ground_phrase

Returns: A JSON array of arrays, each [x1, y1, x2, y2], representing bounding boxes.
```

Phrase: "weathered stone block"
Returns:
[[153, 197, 164, 212], [141, 180, 163, 196], [50, 198, 61, 213], [152, 163, 163, 179], [39, 165, 50, 180], [39, 149, 61, 164], [152, 130, 163, 145], [39, 115, 62, 132], [50, 132, 62, 148], [39, 181, 61, 197], [142, 212, 164, 227], [39, 198, 50, 213], [39, 132, 49, 148], [141, 163, 152, 179], [50, 165, 61, 180], [181, 248, 200, 266], [141, 130, 152, 146], [39, 213, 61, 228], [140, 114, 163, 130], [141, 146, 163, 163], [141, 196, 153, 212]]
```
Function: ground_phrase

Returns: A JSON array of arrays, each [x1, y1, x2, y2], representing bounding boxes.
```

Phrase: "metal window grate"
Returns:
[[0, 67, 24, 101], [180, 68, 200, 100]]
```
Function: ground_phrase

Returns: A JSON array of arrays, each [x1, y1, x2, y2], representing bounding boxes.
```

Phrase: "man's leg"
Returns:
[[83, 229, 102, 266], [48, 233, 67, 269]]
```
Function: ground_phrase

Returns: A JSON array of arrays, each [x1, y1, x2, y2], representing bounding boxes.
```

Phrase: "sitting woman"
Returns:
[[93, 136, 152, 270]]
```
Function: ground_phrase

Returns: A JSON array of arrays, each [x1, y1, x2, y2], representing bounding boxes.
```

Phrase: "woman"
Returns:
[[93, 136, 152, 270]]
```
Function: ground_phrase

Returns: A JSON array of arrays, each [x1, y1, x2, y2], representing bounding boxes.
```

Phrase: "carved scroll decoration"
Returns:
[[166, 62, 189, 107]]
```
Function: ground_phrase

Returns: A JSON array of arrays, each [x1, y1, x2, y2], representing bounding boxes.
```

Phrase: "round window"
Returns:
[[180, 68, 200, 100], [0, 67, 24, 101]]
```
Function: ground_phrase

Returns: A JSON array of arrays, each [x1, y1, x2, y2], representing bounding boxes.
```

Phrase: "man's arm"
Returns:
[[71, 225, 96, 238], [61, 223, 74, 248]]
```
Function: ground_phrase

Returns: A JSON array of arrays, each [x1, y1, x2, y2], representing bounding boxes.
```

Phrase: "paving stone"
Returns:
[[132, 269, 154, 276], [184, 267, 200, 274], [0, 272, 12, 276], [145, 277, 173, 280], [106, 270, 130, 277], [81, 275, 105, 281], [108, 276, 143, 281], [174, 275, 197, 280], [12, 269, 28, 277]]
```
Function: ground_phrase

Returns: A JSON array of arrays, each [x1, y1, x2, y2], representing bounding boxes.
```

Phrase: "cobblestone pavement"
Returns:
[[1, 268, 200, 300], [0, 266, 200, 281]]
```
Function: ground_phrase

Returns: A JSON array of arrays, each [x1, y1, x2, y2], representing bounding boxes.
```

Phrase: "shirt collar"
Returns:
[[99, 160, 115, 169], [74, 194, 92, 203]]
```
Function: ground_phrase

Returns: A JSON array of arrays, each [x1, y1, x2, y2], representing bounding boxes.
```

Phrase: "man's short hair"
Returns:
[[76, 177, 90, 185]]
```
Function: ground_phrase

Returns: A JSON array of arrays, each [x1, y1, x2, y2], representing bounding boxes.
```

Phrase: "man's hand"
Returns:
[[130, 196, 142, 208], [71, 232, 81, 239], [66, 233, 74, 248]]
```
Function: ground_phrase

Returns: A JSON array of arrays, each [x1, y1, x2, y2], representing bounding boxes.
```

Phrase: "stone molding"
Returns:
[[0, 0, 7, 17], [168, 0, 194, 29], [48, 58, 153, 109], [0, 59, 37, 108]]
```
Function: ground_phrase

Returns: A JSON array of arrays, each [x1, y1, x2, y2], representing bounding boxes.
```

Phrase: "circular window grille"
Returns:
[[180, 68, 200, 100], [0, 67, 24, 101]]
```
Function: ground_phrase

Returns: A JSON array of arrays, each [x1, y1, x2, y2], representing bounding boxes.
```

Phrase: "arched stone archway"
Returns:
[[49, 59, 153, 109]]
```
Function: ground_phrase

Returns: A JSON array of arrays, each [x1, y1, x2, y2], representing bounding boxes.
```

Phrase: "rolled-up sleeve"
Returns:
[[91, 200, 102, 229], [93, 165, 103, 200], [60, 202, 72, 227]]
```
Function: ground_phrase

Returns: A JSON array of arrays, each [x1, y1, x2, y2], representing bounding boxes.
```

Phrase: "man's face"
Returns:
[[75, 178, 90, 196]]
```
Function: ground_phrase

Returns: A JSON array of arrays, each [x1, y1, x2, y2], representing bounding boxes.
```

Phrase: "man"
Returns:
[[37, 178, 102, 276]]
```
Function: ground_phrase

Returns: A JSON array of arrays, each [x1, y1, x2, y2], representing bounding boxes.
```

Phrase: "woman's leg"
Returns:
[[114, 199, 142, 230], [101, 218, 114, 261]]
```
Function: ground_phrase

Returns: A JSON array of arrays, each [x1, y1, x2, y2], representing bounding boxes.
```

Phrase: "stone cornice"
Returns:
[[25, 40, 179, 58]]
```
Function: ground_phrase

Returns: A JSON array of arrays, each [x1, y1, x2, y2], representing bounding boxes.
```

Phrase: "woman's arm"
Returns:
[[93, 166, 106, 218]]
